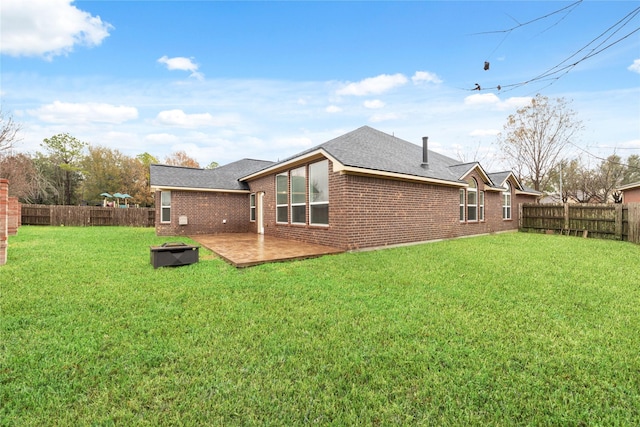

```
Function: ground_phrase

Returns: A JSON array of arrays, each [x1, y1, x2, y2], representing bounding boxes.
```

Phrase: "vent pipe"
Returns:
[[422, 136, 429, 167]]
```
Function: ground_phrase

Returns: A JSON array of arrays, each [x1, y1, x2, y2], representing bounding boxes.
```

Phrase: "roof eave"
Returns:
[[150, 185, 250, 194]]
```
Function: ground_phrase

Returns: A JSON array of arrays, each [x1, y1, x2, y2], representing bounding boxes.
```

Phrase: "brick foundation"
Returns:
[[8, 197, 19, 235]]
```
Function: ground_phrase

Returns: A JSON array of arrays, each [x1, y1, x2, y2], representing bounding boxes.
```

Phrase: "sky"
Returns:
[[1, 0, 639, 171]]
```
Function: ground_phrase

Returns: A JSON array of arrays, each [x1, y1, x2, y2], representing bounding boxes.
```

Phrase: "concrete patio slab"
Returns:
[[189, 233, 343, 267]]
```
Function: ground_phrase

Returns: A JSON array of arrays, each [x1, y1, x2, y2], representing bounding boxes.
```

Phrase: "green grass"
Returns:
[[1, 226, 639, 426]]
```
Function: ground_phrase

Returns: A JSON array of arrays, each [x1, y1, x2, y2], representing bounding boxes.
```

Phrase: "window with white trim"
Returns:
[[309, 160, 329, 225], [290, 167, 306, 224], [459, 189, 465, 222], [479, 190, 485, 221], [160, 191, 171, 223], [467, 179, 478, 222], [276, 173, 288, 223], [249, 193, 256, 222], [503, 181, 512, 220]]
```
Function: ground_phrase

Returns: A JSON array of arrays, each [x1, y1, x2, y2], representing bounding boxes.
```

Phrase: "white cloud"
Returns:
[[369, 112, 400, 123], [627, 59, 640, 74], [157, 56, 204, 80], [325, 105, 342, 113], [412, 71, 442, 85], [145, 133, 180, 145], [469, 129, 500, 137], [29, 101, 138, 124], [363, 99, 385, 109], [336, 73, 408, 96], [464, 94, 530, 111], [155, 109, 239, 128], [464, 93, 501, 106], [0, 0, 112, 59]]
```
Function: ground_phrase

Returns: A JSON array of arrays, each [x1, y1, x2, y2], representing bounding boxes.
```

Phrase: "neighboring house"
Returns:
[[617, 181, 640, 203], [150, 126, 539, 250]]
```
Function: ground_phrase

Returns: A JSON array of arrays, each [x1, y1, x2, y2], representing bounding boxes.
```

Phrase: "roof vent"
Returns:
[[422, 136, 429, 167]]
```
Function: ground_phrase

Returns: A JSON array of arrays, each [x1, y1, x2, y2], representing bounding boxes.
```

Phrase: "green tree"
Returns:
[[205, 161, 219, 169], [622, 154, 640, 185], [41, 133, 87, 205], [498, 94, 583, 192]]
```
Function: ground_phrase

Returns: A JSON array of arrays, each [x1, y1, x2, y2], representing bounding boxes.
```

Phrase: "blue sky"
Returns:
[[1, 0, 639, 169]]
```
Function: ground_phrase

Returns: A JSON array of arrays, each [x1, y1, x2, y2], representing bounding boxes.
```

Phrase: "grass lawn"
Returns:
[[1, 226, 639, 425]]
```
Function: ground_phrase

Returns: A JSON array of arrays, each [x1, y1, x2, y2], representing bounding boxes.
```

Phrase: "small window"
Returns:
[[160, 191, 171, 223], [503, 181, 512, 220], [249, 193, 256, 222], [291, 167, 306, 224], [479, 190, 485, 221], [459, 189, 465, 222], [276, 173, 288, 223], [309, 160, 329, 225], [467, 179, 478, 222]]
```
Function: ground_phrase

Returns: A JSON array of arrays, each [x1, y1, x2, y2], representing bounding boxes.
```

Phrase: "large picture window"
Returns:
[[309, 160, 329, 225], [276, 173, 288, 223], [291, 167, 306, 224], [467, 179, 478, 222], [503, 181, 512, 220], [160, 191, 171, 223]]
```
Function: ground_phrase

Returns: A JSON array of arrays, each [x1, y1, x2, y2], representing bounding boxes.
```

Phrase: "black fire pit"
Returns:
[[150, 242, 200, 269]]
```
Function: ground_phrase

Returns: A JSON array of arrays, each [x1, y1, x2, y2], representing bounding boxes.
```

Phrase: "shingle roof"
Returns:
[[265, 126, 467, 184], [150, 158, 274, 191]]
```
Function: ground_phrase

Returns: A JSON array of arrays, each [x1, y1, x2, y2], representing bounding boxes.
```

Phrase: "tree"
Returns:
[[0, 153, 39, 202], [164, 150, 200, 168], [622, 154, 640, 185], [0, 108, 22, 152], [205, 161, 219, 169], [41, 133, 87, 205], [593, 154, 625, 203], [498, 94, 583, 192], [136, 152, 159, 206]]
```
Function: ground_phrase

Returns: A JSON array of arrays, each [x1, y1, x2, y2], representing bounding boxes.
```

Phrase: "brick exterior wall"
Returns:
[[8, 197, 19, 236], [0, 179, 8, 265], [622, 186, 640, 203], [156, 160, 538, 250], [154, 190, 250, 236], [246, 161, 536, 250]]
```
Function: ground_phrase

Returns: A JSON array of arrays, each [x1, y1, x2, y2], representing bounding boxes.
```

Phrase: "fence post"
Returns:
[[615, 204, 623, 240], [564, 203, 569, 231]]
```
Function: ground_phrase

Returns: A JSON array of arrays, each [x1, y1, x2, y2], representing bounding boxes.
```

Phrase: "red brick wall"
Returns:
[[623, 187, 640, 203], [249, 164, 536, 250], [154, 190, 250, 236], [154, 163, 537, 249], [0, 179, 8, 265], [8, 197, 19, 235]]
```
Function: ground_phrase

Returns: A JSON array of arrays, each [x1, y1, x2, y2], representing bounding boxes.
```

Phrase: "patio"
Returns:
[[190, 233, 343, 267]]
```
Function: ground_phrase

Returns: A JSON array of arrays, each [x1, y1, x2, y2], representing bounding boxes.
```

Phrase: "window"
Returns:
[[249, 193, 256, 222], [309, 160, 329, 225], [479, 190, 485, 221], [459, 189, 465, 222], [467, 179, 478, 222], [503, 181, 512, 220], [160, 191, 171, 223], [291, 167, 306, 224], [276, 173, 288, 223]]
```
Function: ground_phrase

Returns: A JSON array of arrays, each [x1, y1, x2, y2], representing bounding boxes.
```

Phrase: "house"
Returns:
[[150, 126, 539, 250], [617, 181, 640, 203]]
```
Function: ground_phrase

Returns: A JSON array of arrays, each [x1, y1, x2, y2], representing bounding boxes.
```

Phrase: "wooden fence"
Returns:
[[520, 203, 640, 244], [21, 204, 155, 227]]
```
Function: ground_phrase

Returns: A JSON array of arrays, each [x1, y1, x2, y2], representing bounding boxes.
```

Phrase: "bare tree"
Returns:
[[498, 94, 583, 192], [164, 150, 200, 168], [0, 108, 22, 152]]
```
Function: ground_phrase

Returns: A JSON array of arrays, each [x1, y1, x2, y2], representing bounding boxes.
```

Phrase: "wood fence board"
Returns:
[[521, 203, 639, 244], [21, 205, 154, 227]]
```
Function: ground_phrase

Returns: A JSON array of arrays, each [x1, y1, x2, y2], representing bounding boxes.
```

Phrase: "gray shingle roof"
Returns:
[[150, 158, 273, 191], [268, 126, 468, 184]]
